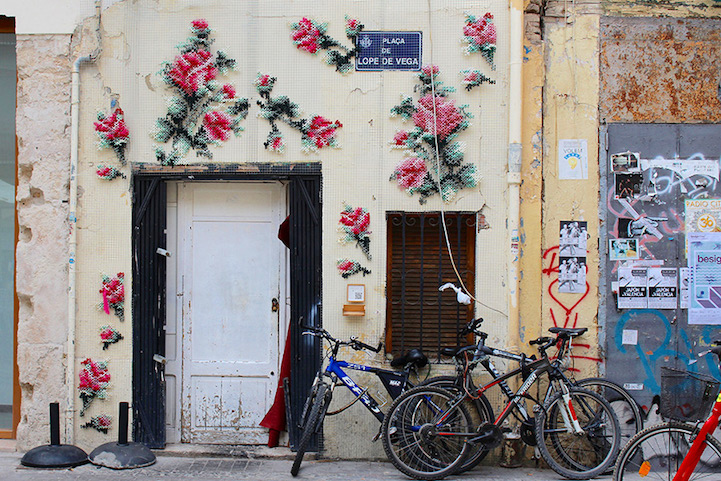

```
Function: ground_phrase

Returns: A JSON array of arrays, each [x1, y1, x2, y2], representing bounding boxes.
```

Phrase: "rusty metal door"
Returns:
[[601, 123, 721, 411]]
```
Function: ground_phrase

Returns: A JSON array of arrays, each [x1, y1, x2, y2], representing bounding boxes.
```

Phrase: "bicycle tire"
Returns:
[[535, 386, 621, 479], [575, 377, 643, 444], [613, 421, 721, 481], [418, 375, 495, 472], [291, 381, 330, 477], [381, 385, 473, 480]]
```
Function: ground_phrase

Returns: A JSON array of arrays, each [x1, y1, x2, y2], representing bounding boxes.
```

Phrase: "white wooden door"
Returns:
[[174, 182, 285, 444]]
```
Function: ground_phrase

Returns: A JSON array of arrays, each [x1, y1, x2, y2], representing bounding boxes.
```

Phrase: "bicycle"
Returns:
[[381, 331, 622, 480], [290, 323, 429, 477], [612, 342, 721, 481], [426, 317, 642, 474]]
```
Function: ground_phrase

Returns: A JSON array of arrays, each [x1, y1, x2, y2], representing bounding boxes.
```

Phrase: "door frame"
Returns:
[[131, 163, 322, 448]]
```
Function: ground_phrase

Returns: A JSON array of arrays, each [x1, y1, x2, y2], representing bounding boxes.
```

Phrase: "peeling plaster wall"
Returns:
[[15, 34, 73, 451]]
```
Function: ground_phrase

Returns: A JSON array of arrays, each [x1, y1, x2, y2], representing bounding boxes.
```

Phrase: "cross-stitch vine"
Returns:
[[255, 73, 343, 153], [82, 414, 112, 434], [78, 358, 110, 417], [460, 69, 495, 91], [99, 273, 124, 322], [337, 258, 371, 278], [94, 107, 129, 165], [338, 204, 371, 260], [152, 19, 249, 165], [462, 13, 496, 69], [100, 325, 123, 350], [96, 165, 126, 181], [390, 65, 477, 204], [290, 17, 364, 74]]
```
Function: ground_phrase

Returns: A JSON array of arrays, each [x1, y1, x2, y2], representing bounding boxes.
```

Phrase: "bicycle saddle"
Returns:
[[390, 349, 428, 368], [548, 327, 587, 338]]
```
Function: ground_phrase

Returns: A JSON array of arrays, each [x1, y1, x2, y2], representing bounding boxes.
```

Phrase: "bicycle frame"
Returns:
[[672, 394, 721, 481]]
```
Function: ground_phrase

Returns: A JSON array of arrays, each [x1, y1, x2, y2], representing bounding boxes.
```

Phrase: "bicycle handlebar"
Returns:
[[301, 323, 382, 353]]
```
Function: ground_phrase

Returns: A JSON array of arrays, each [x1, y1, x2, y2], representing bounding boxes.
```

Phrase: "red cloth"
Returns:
[[278, 216, 290, 248], [260, 324, 292, 447]]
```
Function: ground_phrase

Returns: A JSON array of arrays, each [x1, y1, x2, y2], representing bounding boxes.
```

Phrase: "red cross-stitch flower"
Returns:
[[412, 94, 464, 140], [305, 116, 342, 149], [167, 50, 217, 95], [394, 157, 427, 189], [203, 111, 233, 141], [291, 17, 322, 54]]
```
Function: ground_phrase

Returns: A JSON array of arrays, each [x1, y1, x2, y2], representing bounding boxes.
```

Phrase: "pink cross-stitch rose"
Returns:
[[203, 111, 233, 141], [412, 94, 464, 140]]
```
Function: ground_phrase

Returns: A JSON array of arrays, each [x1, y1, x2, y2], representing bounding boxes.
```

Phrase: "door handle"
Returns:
[[272, 298, 279, 312]]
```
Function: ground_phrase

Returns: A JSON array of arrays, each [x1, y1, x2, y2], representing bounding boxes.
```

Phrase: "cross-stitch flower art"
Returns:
[[82, 414, 112, 434], [78, 359, 110, 416], [338, 204, 371, 260], [100, 325, 123, 350], [256, 73, 342, 153], [390, 66, 477, 203], [94, 107, 130, 164], [463, 13, 496, 69], [460, 69, 496, 91], [337, 258, 371, 279], [100, 273, 124, 322], [96, 165, 125, 181], [290, 16, 364, 74], [152, 20, 249, 165]]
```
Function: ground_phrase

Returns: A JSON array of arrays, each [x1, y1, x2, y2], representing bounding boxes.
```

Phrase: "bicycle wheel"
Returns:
[[419, 375, 495, 472], [613, 421, 721, 481], [575, 378, 644, 449], [535, 386, 621, 479], [291, 381, 330, 477], [381, 385, 473, 480]]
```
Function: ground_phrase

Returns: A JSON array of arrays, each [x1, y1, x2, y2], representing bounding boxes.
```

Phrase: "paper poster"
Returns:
[[647, 268, 678, 309], [618, 267, 648, 309], [559, 221, 587, 256], [685, 199, 721, 234], [622, 329, 638, 345], [615, 173, 643, 199], [559, 139, 588, 180], [640, 158, 720, 182], [558, 256, 587, 294], [680, 267, 689, 309], [611, 152, 640, 173], [688, 232, 721, 325], [609, 238, 639, 261]]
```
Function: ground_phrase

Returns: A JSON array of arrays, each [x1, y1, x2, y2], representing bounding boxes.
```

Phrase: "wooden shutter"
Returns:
[[386, 213, 475, 359]]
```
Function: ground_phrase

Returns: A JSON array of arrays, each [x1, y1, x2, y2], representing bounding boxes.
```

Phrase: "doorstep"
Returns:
[[156, 443, 298, 460]]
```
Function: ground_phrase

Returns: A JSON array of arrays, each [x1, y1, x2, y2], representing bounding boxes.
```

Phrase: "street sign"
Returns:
[[355, 31, 422, 71]]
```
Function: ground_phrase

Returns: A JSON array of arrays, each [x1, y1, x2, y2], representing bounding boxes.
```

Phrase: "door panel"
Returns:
[[177, 182, 284, 444]]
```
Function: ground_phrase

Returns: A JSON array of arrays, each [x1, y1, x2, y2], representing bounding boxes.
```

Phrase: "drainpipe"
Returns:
[[66, 0, 102, 442], [507, 0, 523, 351]]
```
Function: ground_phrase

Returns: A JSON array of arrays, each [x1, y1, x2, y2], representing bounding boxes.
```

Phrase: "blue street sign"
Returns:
[[355, 31, 422, 71]]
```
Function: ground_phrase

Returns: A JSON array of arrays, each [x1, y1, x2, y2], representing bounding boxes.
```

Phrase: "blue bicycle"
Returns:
[[290, 323, 429, 476]]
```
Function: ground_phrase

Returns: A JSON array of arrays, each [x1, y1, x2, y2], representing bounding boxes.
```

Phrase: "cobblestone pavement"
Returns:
[[0, 451, 604, 481]]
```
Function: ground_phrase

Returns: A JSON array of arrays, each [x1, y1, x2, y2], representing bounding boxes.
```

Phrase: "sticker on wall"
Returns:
[[615, 172, 642, 199], [680, 267, 690, 309], [688, 232, 721, 325], [96, 165, 126, 181], [617, 217, 665, 239], [82, 414, 112, 434], [100, 325, 123, 350], [94, 106, 129, 165], [78, 358, 110, 417], [152, 19, 249, 165], [99, 273, 125, 322], [559, 221, 587, 257], [338, 204, 371, 260], [558, 139, 588, 180], [558, 257, 586, 294], [255, 74, 343, 153], [337, 258, 371, 278], [390, 65, 477, 204], [460, 69, 495, 91], [610, 151, 640, 173], [609, 238, 639, 261], [618, 267, 648, 309], [462, 13, 496, 69], [290, 16, 364, 74], [647, 267, 678, 309]]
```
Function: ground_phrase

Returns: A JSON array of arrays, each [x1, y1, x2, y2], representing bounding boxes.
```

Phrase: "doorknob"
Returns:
[[272, 298, 279, 312]]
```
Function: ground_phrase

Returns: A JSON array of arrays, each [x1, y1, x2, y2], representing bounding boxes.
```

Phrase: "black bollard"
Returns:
[[20, 403, 89, 468], [88, 402, 155, 469]]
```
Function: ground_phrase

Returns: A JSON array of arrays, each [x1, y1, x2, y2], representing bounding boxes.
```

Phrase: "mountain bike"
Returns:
[[613, 342, 721, 481], [381, 331, 622, 480]]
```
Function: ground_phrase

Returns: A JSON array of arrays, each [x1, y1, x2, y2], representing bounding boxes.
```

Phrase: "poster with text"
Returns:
[[618, 267, 648, 309], [689, 232, 721, 325], [685, 199, 721, 255], [559, 139, 588, 180], [647, 268, 678, 309]]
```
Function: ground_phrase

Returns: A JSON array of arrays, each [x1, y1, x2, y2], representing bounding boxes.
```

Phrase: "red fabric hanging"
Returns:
[[260, 323, 291, 447]]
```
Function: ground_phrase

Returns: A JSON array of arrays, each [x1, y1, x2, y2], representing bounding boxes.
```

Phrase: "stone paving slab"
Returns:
[[0, 451, 607, 481]]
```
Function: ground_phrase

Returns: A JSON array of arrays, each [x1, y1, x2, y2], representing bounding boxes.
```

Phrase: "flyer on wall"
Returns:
[[618, 267, 648, 309], [688, 232, 721, 325], [558, 256, 587, 294], [647, 267, 678, 309]]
